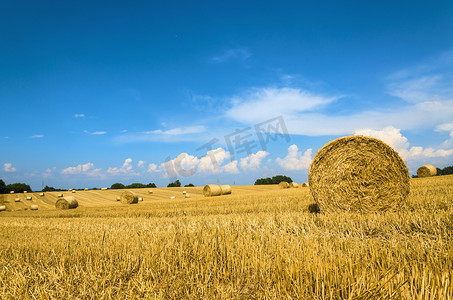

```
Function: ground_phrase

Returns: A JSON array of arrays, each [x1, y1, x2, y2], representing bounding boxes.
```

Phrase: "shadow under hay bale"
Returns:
[[120, 191, 138, 204], [219, 185, 232, 195], [203, 184, 222, 197], [417, 164, 437, 177], [308, 203, 321, 214], [279, 182, 290, 189], [308, 135, 410, 213], [55, 196, 79, 210]]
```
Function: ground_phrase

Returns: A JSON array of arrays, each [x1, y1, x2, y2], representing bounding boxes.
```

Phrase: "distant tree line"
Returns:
[[254, 175, 293, 185], [110, 182, 157, 189], [412, 165, 453, 178], [0, 179, 32, 193]]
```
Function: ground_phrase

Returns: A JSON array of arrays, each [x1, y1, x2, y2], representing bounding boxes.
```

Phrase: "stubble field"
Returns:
[[0, 176, 452, 299]]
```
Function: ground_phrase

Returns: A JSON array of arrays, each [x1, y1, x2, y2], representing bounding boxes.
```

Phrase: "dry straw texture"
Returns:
[[279, 182, 290, 189], [0, 205, 6, 211], [55, 196, 79, 210], [30, 205, 38, 210], [220, 185, 232, 195], [289, 182, 299, 188], [120, 191, 138, 204], [203, 184, 222, 197], [417, 164, 437, 177], [308, 135, 410, 212]]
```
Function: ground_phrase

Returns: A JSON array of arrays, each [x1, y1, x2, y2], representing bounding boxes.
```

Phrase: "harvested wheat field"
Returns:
[[0, 177, 453, 298]]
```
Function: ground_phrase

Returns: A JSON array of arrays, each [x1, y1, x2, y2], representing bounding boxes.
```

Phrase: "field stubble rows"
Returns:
[[0, 177, 452, 299]]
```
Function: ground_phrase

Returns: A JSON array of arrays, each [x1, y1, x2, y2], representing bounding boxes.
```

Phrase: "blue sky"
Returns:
[[1, 1, 453, 190]]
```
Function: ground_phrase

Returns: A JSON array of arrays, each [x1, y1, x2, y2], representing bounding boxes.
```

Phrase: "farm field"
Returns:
[[0, 176, 452, 299]]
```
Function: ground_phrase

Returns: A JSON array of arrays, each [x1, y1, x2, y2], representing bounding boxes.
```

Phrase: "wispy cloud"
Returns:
[[239, 151, 269, 171], [84, 130, 107, 135], [61, 162, 101, 177], [145, 126, 206, 135], [3, 163, 16, 172], [74, 113, 85, 118], [276, 145, 312, 171], [114, 126, 207, 143], [30, 134, 44, 138], [209, 47, 252, 64]]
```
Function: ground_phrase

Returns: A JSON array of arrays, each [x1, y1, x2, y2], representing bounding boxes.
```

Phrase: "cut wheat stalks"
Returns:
[[55, 196, 79, 209], [308, 135, 410, 212], [417, 164, 437, 177], [120, 191, 138, 204]]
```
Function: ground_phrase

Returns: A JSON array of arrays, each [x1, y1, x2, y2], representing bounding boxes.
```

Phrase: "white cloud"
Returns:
[[137, 160, 146, 168], [30, 134, 44, 138], [42, 168, 53, 178], [144, 126, 206, 135], [276, 145, 312, 170], [84, 130, 107, 135], [3, 163, 16, 172], [209, 47, 252, 63], [239, 151, 269, 171], [114, 126, 208, 143], [222, 160, 239, 174], [61, 162, 101, 176], [106, 158, 138, 176], [74, 114, 85, 118], [354, 126, 453, 161], [147, 163, 160, 173]]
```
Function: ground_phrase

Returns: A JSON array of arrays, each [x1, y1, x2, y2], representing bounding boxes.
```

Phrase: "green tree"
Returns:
[[254, 175, 293, 185], [167, 180, 181, 187], [7, 183, 32, 193], [126, 183, 147, 189], [184, 183, 194, 187], [111, 183, 125, 189], [147, 183, 157, 188], [0, 179, 7, 194]]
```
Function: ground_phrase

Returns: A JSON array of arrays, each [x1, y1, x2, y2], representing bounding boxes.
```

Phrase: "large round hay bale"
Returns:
[[289, 182, 299, 188], [219, 185, 232, 195], [203, 184, 222, 197], [30, 205, 38, 211], [309, 135, 410, 212], [279, 182, 290, 189], [0, 206, 6, 211], [55, 196, 79, 209], [120, 191, 138, 204], [417, 165, 437, 177]]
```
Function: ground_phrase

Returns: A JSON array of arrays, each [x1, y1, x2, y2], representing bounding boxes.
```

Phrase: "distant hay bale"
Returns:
[[220, 185, 232, 195], [39, 193, 44, 196], [72, 190, 76, 193], [116, 196, 121, 201], [170, 196, 175, 199], [55, 196, 79, 209], [138, 197, 143, 201], [26, 196, 32, 200], [302, 182, 309, 187], [148, 190, 153, 194], [14, 198, 20, 202], [84, 188, 88, 191], [30, 205, 38, 211], [308, 135, 410, 212], [203, 184, 222, 197], [57, 193, 63, 197], [289, 182, 299, 188], [24, 191, 27, 193], [120, 191, 138, 204], [101, 187, 108, 190], [279, 182, 290, 189], [0, 206, 6, 211], [185, 194, 190, 198], [68, 189, 72, 191], [182, 191, 187, 194], [417, 165, 437, 177], [10, 191, 14, 194]]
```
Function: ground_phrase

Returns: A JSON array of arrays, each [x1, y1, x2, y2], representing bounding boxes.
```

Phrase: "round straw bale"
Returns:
[[120, 191, 138, 204], [138, 197, 143, 201], [14, 198, 20, 202], [148, 190, 153, 194], [302, 182, 309, 187], [417, 165, 437, 177], [116, 196, 121, 201], [57, 193, 63, 197], [84, 188, 88, 191], [185, 194, 190, 198], [289, 182, 299, 188], [309, 135, 410, 212], [26, 196, 32, 200], [203, 184, 222, 197], [72, 190, 76, 193], [10, 191, 14, 194], [101, 187, 108, 190], [279, 182, 290, 189], [39, 193, 45, 196], [55, 196, 79, 209], [0, 206, 6, 211], [170, 196, 175, 199], [30, 205, 38, 211], [24, 191, 27, 193], [182, 191, 187, 194], [219, 185, 232, 195]]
